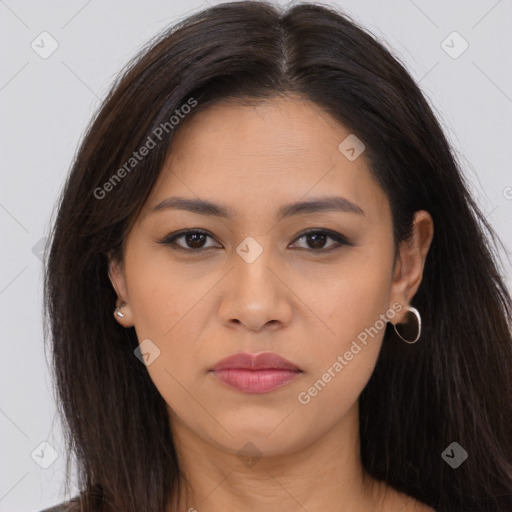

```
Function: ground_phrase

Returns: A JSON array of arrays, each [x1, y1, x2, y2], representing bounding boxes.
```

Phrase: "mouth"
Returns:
[[209, 352, 303, 394]]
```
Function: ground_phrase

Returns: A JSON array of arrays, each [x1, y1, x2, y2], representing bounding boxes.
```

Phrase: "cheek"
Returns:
[[124, 242, 199, 339], [122, 246, 214, 394], [293, 282, 391, 434], [301, 250, 392, 354], [292, 251, 392, 403]]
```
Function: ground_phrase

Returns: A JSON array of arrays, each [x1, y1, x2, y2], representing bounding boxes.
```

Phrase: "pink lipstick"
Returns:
[[209, 352, 302, 393]]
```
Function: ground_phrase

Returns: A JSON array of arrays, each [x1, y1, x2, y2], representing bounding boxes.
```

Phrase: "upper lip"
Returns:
[[210, 352, 302, 372]]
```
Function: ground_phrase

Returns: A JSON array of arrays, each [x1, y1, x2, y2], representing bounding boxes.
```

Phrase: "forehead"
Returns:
[[141, 96, 389, 224], [170, 95, 351, 165]]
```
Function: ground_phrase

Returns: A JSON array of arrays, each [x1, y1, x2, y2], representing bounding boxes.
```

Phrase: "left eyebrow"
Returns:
[[276, 195, 365, 219], [147, 195, 365, 219]]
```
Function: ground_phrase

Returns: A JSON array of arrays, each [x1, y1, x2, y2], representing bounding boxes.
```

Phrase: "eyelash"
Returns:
[[157, 229, 354, 254]]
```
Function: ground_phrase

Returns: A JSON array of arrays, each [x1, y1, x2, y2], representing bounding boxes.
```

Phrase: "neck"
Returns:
[[166, 401, 392, 512]]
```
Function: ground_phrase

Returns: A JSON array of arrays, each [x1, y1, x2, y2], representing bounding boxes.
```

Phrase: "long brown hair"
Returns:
[[44, 2, 512, 511]]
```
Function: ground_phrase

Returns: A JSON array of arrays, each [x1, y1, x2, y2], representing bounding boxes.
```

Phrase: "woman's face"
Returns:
[[109, 95, 428, 459]]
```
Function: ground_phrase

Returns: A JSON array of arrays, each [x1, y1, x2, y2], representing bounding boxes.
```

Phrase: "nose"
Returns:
[[218, 246, 293, 333]]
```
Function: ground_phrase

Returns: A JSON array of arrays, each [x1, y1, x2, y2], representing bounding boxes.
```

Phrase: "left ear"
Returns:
[[389, 210, 434, 324]]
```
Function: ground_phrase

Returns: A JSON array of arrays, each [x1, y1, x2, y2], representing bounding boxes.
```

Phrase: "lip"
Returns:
[[211, 352, 301, 372], [209, 352, 302, 394]]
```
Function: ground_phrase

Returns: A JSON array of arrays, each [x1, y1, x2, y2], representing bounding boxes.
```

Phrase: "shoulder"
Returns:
[[39, 497, 81, 512]]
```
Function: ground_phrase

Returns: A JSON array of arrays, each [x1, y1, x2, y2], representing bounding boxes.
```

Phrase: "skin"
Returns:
[[109, 94, 434, 512]]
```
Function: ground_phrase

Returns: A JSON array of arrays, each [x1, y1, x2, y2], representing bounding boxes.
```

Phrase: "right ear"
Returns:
[[108, 253, 134, 328]]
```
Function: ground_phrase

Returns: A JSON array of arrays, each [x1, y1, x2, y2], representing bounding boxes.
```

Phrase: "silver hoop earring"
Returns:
[[392, 305, 421, 344], [115, 303, 126, 318]]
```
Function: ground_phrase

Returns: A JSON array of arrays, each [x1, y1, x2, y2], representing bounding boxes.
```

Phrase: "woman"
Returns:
[[41, 1, 512, 511]]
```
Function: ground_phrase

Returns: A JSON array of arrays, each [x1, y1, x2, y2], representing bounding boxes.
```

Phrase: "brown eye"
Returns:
[[291, 230, 352, 252], [159, 230, 220, 251], [182, 232, 208, 249], [302, 232, 329, 249]]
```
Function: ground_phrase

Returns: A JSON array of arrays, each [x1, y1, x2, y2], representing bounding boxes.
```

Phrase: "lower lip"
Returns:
[[210, 369, 301, 393]]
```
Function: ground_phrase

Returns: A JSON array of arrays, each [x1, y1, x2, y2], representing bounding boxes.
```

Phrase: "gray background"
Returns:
[[1, 1, 511, 510]]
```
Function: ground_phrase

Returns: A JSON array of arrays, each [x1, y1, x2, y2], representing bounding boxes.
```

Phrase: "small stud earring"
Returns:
[[115, 302, 126, 318]]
